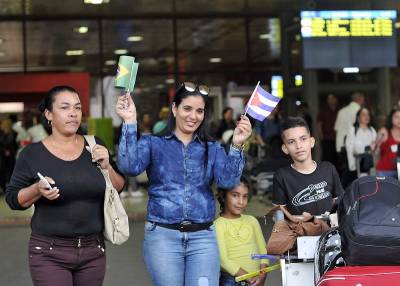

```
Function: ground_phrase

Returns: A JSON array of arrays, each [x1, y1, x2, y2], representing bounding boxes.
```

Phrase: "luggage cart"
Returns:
[[281, 236, 320, 286], [280, 215, 330, 286]]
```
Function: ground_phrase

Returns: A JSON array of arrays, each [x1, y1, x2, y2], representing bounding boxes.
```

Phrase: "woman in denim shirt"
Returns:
[[116, 82, 252, 286]]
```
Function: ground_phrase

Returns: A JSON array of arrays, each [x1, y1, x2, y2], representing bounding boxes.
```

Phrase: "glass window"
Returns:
[[248, 0, 292, 13], [26, 0, 173, 16], [26, 21, 99, 73], [0, 22, 23, 72], [249, 18, 281, 65], [102, 20, 174, 75], [175, 0, 245, 12], [25, 0, 89, 16], [177, 19, 246, 74], [101, 0, 173, 15], [0, 0, 22, 15]]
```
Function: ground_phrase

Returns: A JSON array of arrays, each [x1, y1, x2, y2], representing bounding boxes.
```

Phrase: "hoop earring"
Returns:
[[48, 120, 52, 127]]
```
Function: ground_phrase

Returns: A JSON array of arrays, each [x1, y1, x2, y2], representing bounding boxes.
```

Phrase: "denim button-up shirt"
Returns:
[[117, 123, 245, 224]]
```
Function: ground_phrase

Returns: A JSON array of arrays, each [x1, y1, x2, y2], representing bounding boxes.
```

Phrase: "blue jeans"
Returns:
[[376, 170, 398, 179], [143, 221, 220, 286]]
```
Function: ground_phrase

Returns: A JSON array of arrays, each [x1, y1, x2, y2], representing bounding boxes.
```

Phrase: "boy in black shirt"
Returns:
[[272, 117, 343, 217]]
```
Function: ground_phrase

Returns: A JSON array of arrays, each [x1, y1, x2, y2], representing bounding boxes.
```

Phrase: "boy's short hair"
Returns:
[[281, 117, 311, 139]]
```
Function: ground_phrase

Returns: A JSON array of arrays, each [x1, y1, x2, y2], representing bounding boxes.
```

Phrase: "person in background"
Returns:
[[139, 112, 153, 135], [375, 108, 400, 178], [5, 85, 125, 286], [344, 107, 376, 183], [13, 110, 33, 155], [216, 107, 236, 141], [317, 94, 338, 165], [215, 176, 268, 286], [28, 112, 49, 143], [0, 119, 17, 193], [254, 107, 281, 148], [334, 91, 365, 155], [297, 102, 313, 135], [116, 81, 252, 286], [152, 106, 169, 135]]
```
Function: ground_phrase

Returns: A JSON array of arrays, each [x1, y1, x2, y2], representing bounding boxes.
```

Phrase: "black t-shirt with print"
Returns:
[[272, 161, 343, 215]]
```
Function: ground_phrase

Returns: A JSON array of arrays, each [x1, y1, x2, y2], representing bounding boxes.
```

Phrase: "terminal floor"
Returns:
[[0, 194, 282, 285]]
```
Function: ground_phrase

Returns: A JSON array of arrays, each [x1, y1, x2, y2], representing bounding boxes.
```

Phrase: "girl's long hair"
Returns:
[[353, 106, 372, 133]]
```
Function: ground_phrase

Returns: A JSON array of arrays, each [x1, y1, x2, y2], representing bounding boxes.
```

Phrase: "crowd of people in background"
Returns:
[[0, 111, 49, 193], [2, 90, 399, 199]]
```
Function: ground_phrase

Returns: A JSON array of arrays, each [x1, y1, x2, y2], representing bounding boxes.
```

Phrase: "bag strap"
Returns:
[[84, 135, 111, 185], [265, 205, 314, 223], [83, 135, 96, 151], [83, 135, 103, 173]]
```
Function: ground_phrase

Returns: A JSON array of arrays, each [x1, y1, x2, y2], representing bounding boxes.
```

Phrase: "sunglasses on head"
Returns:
[[179, 82, 210, 96]]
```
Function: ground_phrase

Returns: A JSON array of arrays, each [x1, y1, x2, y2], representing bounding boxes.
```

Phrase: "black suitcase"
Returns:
[[338, 176, 400, 265]]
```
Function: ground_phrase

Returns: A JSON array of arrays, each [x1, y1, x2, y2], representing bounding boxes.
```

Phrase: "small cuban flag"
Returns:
[[245, 82, 281, 122]]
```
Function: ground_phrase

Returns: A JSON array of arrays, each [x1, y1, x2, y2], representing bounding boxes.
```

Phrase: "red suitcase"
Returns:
[[317, 266, 400, 286]]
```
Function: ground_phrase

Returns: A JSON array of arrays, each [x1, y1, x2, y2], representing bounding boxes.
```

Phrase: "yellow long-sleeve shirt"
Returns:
[[215, 214, 268, 276]]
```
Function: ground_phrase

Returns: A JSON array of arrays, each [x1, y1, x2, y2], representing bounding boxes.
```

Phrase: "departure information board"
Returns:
[[301, 10, 397, 69]]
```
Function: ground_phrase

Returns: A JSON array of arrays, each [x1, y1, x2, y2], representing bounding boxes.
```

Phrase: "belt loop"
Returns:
[[96, 237, 105, 252], [96, 237, 102, 247], [50, 240, 54, 251]]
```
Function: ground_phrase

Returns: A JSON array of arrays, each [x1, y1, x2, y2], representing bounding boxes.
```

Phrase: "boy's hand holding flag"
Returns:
[[245, 81, 281, 122]]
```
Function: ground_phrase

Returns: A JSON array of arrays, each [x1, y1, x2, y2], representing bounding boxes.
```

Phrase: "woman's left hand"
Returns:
[[86, 144, 110, 170], [232, 115, 252, 146]]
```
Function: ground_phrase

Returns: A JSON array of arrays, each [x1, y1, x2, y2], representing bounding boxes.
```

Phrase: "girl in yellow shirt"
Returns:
[[215, 177, 268, 286]]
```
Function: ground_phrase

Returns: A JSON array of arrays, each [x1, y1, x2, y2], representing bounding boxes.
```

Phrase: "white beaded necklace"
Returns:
[[291, 160, 317, 174]]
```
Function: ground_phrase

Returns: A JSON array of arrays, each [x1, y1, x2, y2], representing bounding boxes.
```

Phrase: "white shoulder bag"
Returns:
[[84, 135, 130, 245]]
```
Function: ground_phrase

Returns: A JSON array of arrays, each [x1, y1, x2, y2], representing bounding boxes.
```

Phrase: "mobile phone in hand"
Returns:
[[37, 172, 54, 189]]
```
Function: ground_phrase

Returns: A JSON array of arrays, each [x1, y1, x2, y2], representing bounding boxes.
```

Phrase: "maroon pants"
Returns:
[[28, 234, 106, 286]]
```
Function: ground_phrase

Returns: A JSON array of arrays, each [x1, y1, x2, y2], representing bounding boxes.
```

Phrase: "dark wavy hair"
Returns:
[[159, 83, 213, 174], [385, 107, 400, 130], [37, 85, 80, 134], [161, 83, 212, 141], [353, 106, 373, 131], [217, 176, 252, 215]]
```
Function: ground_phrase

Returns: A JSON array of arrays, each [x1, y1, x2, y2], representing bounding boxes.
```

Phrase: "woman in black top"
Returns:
[[6, 86, 125, 286]]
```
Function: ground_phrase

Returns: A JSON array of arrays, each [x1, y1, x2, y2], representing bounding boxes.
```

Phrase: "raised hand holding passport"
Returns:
[[116, 93, 136, 123]]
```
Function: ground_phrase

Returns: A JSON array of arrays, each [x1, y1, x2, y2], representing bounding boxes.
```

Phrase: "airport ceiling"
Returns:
[[0, 0, 399, 76]]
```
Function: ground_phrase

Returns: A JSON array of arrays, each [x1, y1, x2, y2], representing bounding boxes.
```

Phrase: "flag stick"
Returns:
[[244, 81, 260, 117], [235, 263, 280, 282]]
